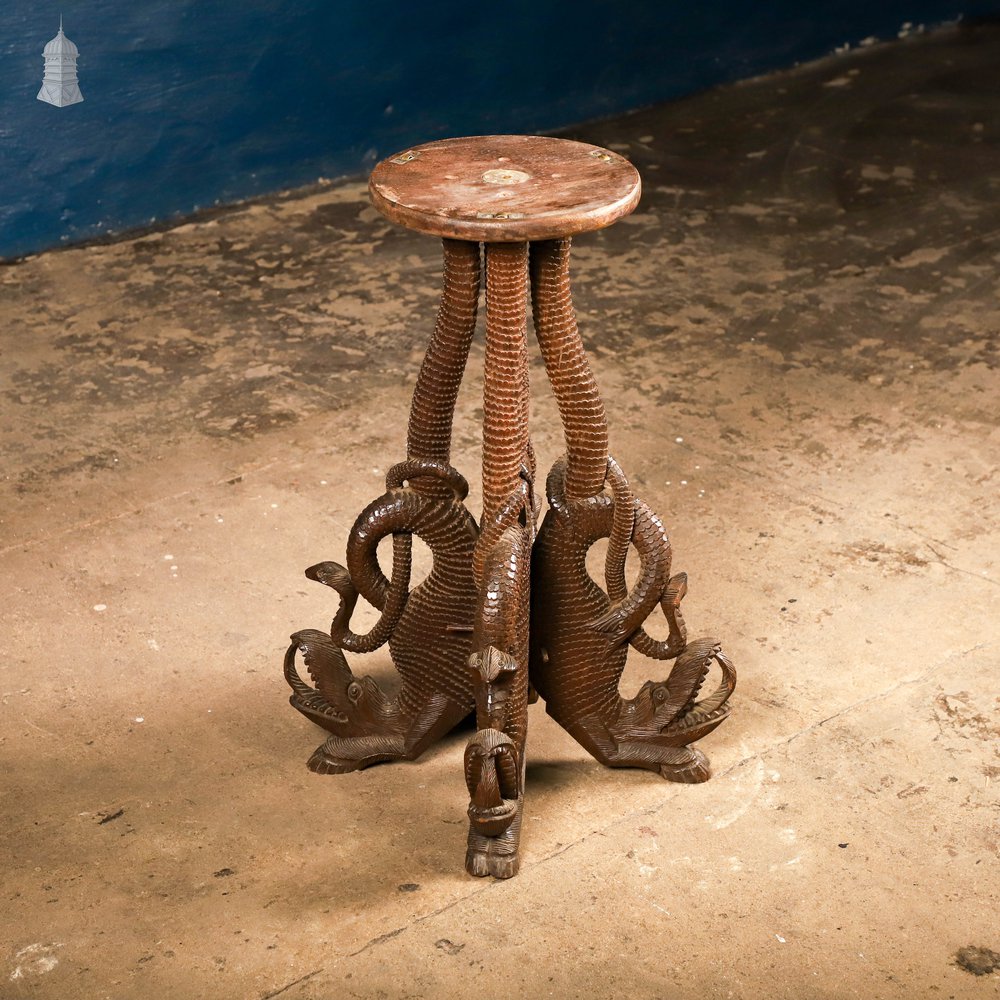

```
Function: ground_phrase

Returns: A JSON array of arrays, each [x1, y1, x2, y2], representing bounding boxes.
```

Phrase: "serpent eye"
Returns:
[[654, 688, 667, 703], [347, 681, 363, 704]]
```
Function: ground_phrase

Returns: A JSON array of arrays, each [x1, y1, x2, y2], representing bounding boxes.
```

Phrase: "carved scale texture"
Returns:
[[468, 523, 532, 789], [527, 236, 735, 778], [530, 486, 622, 724], [345, 482, 478, 713], [347, 238, 482, 715], [496, 527, 532, 753], [407, 239, 481, 468], [464, 521, 532, 877], [286, 237, 484, 768], [465, 240, 534, 878], [473, 242, 533, 745], [530, 466, 673, 726], [530, 239, 608, 501], [478, 242, 530, 562]]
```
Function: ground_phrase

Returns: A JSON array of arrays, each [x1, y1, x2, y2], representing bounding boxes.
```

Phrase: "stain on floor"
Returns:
[[955, 946, 1000, 977]]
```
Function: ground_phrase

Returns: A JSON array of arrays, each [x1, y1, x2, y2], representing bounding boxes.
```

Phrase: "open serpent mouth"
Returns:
[[283, 637, 350, 726], [668, 647, 737, 741], [292, 686, 349, 726]]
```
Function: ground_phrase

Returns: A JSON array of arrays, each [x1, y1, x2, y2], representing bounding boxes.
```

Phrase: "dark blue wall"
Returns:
[[0, 1, 995, 259]]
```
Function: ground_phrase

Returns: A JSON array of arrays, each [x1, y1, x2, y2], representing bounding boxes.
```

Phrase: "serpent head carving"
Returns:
[[631, 639, 737, 744], [284, 629, 394, 736]]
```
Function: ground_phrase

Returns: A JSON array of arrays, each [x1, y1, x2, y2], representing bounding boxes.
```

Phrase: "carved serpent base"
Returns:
[[283, 236, 735, 879], [527, 240, 736, 784]]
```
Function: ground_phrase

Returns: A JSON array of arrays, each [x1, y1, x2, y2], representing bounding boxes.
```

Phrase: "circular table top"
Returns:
[[369, 135, 641, 242]]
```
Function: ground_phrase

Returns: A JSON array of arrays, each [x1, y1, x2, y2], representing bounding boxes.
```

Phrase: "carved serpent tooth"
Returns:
[[465, 522, 531, 880], [284, 459, 480, 774], [608, 641, 737, 785], [658, 642, 737, 745], [529, 456, 736, 783]]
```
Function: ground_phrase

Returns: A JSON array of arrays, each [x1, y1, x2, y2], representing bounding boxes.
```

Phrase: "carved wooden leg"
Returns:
[[528, 238, 736, 784], [464, 242, 534, 879], [284, 240, 482, 772]]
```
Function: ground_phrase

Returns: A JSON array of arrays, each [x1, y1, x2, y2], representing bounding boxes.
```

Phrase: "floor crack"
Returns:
[[260, 968, 323, 999], [531, 637, 993, 854]]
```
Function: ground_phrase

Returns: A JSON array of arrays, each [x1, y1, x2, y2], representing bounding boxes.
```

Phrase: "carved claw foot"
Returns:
[[656, 748, 712, 784], [464, 726, 524, 878], [530, 456, 736, 783], [466, 807, 524, 879]]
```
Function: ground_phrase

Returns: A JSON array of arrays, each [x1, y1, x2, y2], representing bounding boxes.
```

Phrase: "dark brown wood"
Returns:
[[283, 135, 735, 880], [369, 135, 641, 242], [527, 238, 736, 783], [283, 240, 482, 774], [465, 242, 534, 878]]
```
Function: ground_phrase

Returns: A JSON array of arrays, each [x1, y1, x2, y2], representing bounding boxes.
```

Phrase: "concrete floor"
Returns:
[[2, 22, 999, 1000]]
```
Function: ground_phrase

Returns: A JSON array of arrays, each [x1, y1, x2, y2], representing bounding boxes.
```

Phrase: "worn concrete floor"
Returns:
[[2, 22, 999, 1000]]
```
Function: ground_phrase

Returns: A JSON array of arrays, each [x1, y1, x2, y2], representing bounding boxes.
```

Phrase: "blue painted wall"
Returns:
[[0, 1, 996, 259]]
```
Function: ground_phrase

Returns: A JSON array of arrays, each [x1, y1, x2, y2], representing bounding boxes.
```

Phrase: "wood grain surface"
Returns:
[[369, 135, 641, 241]]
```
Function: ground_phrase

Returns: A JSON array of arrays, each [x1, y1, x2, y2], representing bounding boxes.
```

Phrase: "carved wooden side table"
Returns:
[[283, 135, 736, 879]]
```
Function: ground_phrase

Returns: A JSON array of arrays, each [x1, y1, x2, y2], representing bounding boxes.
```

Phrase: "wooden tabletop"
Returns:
[[369, 135, 641, 242]]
